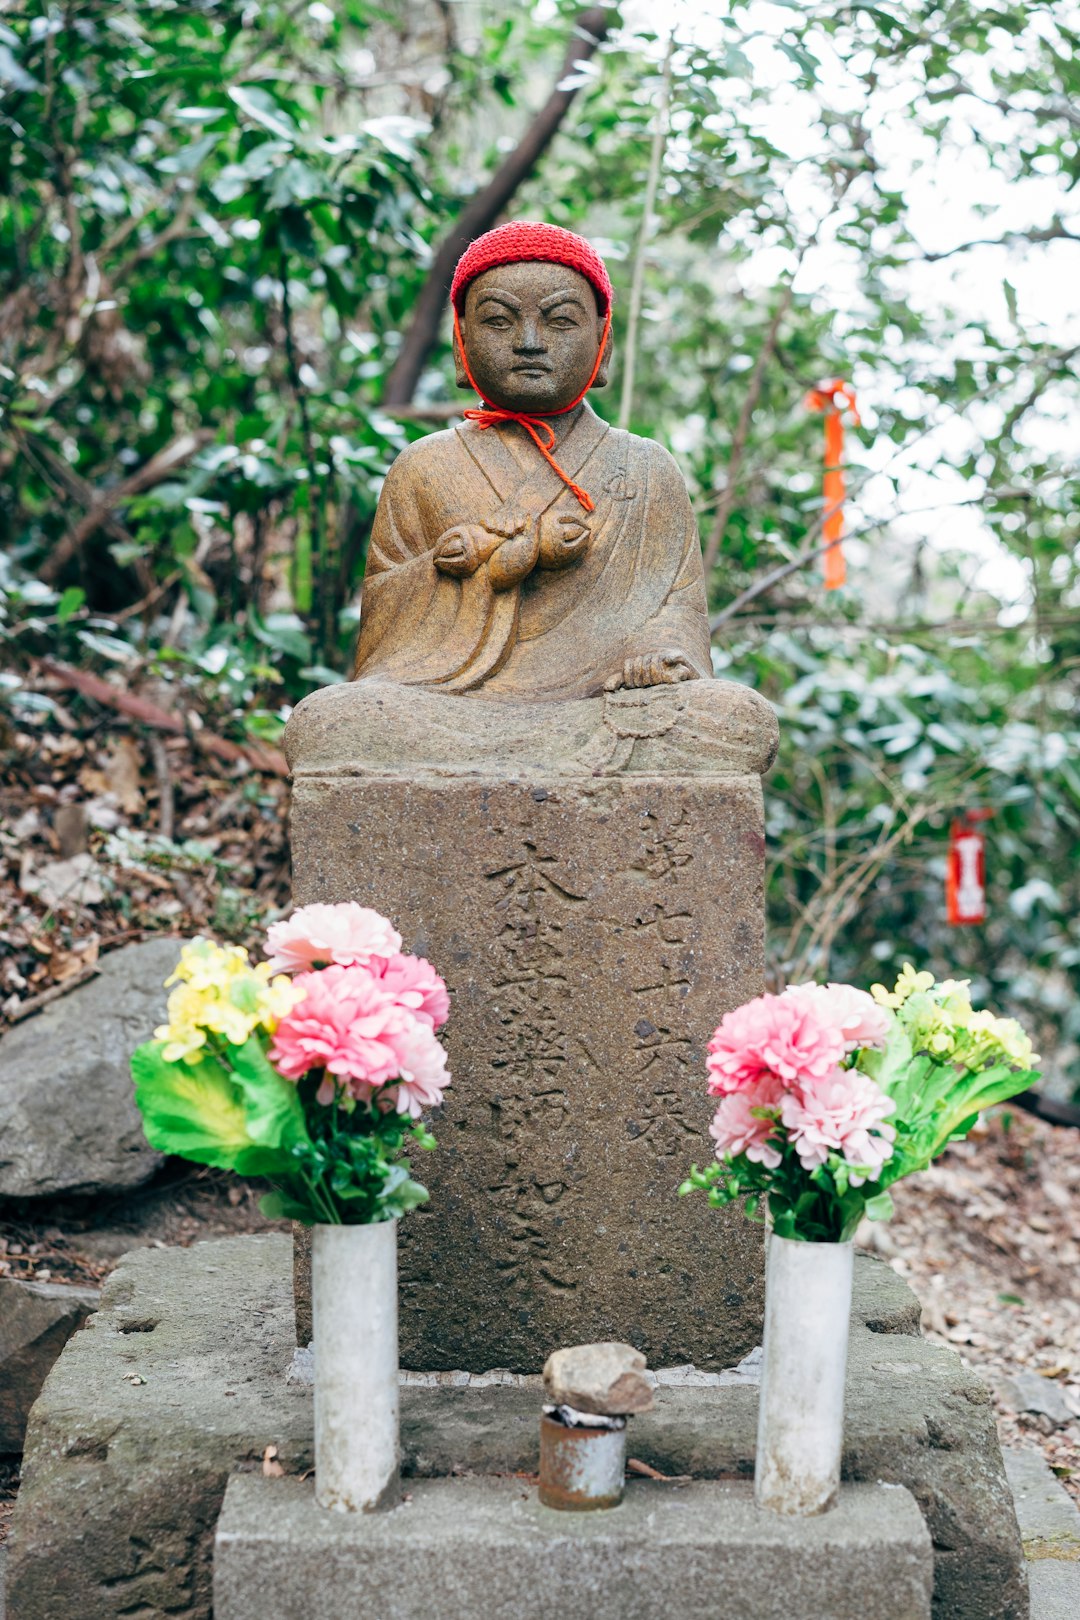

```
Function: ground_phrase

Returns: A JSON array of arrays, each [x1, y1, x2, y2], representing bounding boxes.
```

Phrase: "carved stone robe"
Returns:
[[352, 403, 712, 702]]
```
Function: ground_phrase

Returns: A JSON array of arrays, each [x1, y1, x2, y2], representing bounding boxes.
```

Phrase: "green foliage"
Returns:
[[4, 2, 1079, 1096]]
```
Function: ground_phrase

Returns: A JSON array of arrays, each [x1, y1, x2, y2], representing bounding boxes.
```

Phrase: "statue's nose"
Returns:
[[513, 317, 546, 353]]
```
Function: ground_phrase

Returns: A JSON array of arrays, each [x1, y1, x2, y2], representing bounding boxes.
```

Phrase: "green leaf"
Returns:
[[863, 1190, 895, 1222], [132, 1041, 278, 1174], [228, 86, 300, 143], [229, 1037, 311, 1154], [56, 586, 85, 626], [259, 1188, 322, 1223]]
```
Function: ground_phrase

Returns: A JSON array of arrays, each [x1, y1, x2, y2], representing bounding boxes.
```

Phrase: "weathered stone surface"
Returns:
[[215, 1474, 934, 1620], [0, 1278, 99, 1452], [7, 1235, 1027, 1620], [1027, 1562, 1080, 1619], [543, 1342, 653, 1415], [286, 677, 779, 781], [1004, 1448, 1080, 1561], [288, 768, 769, 1372], [0, 938, 177, 1198]]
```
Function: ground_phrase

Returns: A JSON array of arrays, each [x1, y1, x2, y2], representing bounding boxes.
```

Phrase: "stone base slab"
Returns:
[[6, 1234, 1028, 1620], [215, 1473, 933, 1620]]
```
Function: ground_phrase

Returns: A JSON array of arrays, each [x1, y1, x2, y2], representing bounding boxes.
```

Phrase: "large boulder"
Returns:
[[0, 937, 179, 1198], [0, 1278, 100, 1452]]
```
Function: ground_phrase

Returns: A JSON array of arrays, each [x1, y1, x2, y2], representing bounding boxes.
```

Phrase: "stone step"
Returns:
[[214, 1474, 934, 1620], [5, 1235, 1026, 1620], [1004, 1448, 1080, 1620], [1005, 1447, 1080, 1561]]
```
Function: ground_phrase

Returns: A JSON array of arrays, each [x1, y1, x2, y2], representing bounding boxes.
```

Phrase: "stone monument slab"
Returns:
[[287, 746, 771, 1371]]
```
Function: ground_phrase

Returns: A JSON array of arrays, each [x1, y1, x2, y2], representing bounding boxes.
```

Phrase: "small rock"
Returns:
[[0, 1278, 100, 1451], [999, 1371, 1076, 1427], [542, 1341, 654, 1415], [53, 803, 89, 859]]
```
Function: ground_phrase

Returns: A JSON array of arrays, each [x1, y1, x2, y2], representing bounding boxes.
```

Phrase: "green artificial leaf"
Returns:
[[229, 1037, 311, 1154], [863, 1190, 895, 1223], [132, 1041, 260, 1171], [259, 1188, 323, 1223]]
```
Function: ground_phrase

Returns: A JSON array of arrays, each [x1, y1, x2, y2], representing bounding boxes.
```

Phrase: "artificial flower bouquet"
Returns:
[[681, 965, 1039, 1242], [131, 902, 451, 1225]]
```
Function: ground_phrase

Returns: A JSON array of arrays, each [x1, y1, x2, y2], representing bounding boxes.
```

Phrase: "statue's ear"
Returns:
[[453, 326, 471, 390], [592, 320, 614, 389]]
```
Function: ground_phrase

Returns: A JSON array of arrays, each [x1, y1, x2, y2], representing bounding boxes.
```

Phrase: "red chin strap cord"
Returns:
[[452, 306, 612, 513]]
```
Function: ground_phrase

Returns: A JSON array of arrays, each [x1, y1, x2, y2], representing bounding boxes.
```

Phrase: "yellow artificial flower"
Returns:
[[155, 982, 211, 1063], [155, 940, 306, 1061], [964, 1009, 1036, 1069], [166, 937, 253, 993], [871, 962, 935, 1009]]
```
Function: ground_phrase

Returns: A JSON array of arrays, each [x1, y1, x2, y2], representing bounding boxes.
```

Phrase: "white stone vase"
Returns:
[[312, 1219, 400, 1513], [754, 1233, 853, 1516]]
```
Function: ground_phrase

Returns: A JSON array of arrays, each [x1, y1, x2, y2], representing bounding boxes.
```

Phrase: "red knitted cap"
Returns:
[[451, 221, 613, 315]]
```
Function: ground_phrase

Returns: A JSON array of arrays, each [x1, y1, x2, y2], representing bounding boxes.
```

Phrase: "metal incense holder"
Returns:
[[538, 1407, 627, 1512]]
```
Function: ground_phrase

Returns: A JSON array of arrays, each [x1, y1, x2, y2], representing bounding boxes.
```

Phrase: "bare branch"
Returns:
[[917, 221, 1080, 262], [701, 279, 795, 578], [618, 37, 673, 431]]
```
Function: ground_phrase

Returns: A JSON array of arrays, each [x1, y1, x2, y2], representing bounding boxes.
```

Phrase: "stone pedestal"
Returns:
[[214, 1473, 934, 1620], [288, 757, 767, 1370], [5, 1236, 1029, 1620]]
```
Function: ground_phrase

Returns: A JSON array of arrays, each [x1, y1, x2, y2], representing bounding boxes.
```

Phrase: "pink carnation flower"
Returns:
[[707, 992, 846, 1096], [268, 964, 409, 1093], [372, 952, 450, 1030], [381, 1018, 452, 1119], [784, 981, 891, 1052], [266, 903, 402, 974], [779, 1067, 896, 1184], [709, 1076, 784, 1169]]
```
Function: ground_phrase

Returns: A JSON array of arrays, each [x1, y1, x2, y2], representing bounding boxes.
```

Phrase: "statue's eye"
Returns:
[[548, 315, 579, 328], [482, 315, 512, 328]]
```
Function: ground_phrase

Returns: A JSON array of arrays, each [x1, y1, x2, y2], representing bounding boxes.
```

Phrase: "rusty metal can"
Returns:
[[538, 1413, 626, 1511]]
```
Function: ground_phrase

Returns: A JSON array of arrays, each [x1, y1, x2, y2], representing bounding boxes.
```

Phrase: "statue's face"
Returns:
[[458, 261, 609, 412]]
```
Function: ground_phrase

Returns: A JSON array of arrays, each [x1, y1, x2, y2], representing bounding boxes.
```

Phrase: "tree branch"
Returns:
[[617, 37, 673, 430], [381, 6, 613, 406], [918, 221, 1080, 262], [37, 659, 289, 777], [701, 278, 796, 578], [37, 431, 212, 583]]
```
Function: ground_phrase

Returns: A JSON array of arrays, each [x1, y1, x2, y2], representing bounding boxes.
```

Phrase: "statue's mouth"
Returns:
[[511, 361, 553, 374]]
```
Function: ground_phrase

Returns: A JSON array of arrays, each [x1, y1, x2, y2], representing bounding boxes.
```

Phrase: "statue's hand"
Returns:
[[538, 514, 591, 571], [433, 525, 499, 578], [487, 515, 541, 592], [604, 650, 699, 692]]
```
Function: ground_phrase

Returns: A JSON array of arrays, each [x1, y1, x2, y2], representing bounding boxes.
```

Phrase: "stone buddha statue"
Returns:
[[288, 220, 777, 782], [286, 224, 778, 1372]]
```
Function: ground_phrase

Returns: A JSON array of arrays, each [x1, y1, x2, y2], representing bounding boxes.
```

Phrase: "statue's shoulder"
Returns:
[[384, 425, 462, 482], [604, 426, 690, 498]]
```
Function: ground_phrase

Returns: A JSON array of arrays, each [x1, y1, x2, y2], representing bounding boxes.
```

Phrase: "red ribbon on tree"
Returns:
[[804, 378, 860, 590], [946, 810, 993, 926]]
